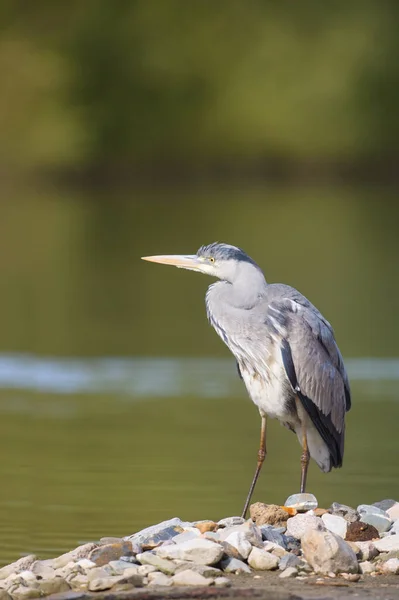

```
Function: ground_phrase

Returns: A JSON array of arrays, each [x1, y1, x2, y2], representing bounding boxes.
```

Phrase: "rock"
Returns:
[[359, 561, 376, 574], [260, 525, 287, 548], [89, 572, 143, 591], [39, 578, 70, 595], [359, 514, 392, 533], [285, 536, 301, 555], [0, 557, 36, 581], [314, 508, 328, 517], [374, 535, 399, 553], [75, 559, 96, 573], [247, 548, 279, 571], [148, 572, 172, 586], [87, 566, 113, 581], [387, 502, 399, 521], [171, 570, 212, 586], [89, 542, 135, 566], [284, 493, 318, 512], [329, 502, 359, 523], [218, 517, 245, 528], [194, 521, 218, 534], [172, 531, 200, 544], [99, 537, 123, 545], [220, 557, 251, 574], [341, 573, 360, 581], [279, 567, 297, 578], [174, 563, 221, 578], [223, 532, 252, 560], [52, 543, 98, 569], [250, 503, 289, 527], [378, 549, 399, 561], [345, 521, 379, 542], [67, 573, 89, 591], [14, 572, 37, 587], [373, 499, 397, 512], [156, 538, 224, 565], [379, 558, 399, 574], [286, 514, 324, 540], [301, 528, 358, 574], [355, 541, 379, 561], [0, 592, 11, 600], [219, 521, 263, 547], [136, 552, 176, 575], [108, 560, 136, 575], [214, 577, 231, 587], [137, 565, 157, 576], [279, 554, 301, 571], [202, 532, 220, 542], [31, 561, 55, 579], [264, 542, 286, 558], [322, 514, 348, 538], [125, 518, 191, 546], [6, 585, 40, 600]]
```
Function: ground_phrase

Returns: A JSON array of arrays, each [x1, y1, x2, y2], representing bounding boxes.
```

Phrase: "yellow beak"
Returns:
[[141, 254, 202, 271]]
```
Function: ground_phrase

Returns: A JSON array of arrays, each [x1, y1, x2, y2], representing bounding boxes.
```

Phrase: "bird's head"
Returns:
[[142, 242, 263, 284]]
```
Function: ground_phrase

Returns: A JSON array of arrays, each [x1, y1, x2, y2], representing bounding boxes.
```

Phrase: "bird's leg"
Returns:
[[300, 429, 310, 493], [241, 415, 267, 518]]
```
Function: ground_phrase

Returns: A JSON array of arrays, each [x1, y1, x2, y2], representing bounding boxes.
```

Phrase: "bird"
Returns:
[[142, 242, 351, 518]]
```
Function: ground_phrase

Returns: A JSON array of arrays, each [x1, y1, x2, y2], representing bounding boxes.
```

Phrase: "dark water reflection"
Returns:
[[0, 184, 398, 565]]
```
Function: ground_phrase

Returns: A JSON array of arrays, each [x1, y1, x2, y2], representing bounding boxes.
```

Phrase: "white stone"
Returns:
[[284, 493, 318, 512], [88, 576, 123, 591], [379, 558, 399, 574], [172, 531, 200, 544], [321, 514, 348, 538], [217, 517, 245, 528], [38, 577, 70, 595], [373, 535, 399, 553], [286, 514, 324, 540], [301, 528, 359, 574], [52, 543, 98, 569], [75, 559, 96, 572], [360, 513, 392, 533], [387, 502, 399, 521], [247, 548, 279, 571], [219, 521, 263, 547], [137, 552, 176, 575], [31, 561, 55, 579], [214, 577, 231, 587], [0, 557, 36, 581], [156, 539, 223, 566], [220, 557, 251, 574], [148, 573, 172, 586], [171, 570, 212, 586], [279, 567, 297, 578], [224, 532, 252, 560], [355, 541, 379, 561], [137, 565, 157, 576], [65, 573, 89, 592], [108, 560, 136, 575], [359, 561, 376, 574]]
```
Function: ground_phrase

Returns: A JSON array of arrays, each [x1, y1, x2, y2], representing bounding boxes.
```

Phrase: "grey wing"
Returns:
[[268, 296, 351, 468]]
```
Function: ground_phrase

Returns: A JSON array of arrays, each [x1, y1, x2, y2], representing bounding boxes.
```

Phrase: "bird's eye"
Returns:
[[209, 257, 215, 263]]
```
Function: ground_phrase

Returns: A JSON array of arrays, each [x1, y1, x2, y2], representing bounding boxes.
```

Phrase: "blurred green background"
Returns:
[[0, 1, 398, 565]]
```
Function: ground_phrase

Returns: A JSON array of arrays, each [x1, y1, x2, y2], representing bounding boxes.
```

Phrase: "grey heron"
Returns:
[[142, 243, 351, 517]]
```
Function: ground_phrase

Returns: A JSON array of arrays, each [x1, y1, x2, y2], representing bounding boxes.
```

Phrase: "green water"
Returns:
[[0, 183, 398, 565]]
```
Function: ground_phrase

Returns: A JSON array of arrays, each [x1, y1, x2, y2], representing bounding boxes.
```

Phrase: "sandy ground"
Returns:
[[47, 572, 399, 600]]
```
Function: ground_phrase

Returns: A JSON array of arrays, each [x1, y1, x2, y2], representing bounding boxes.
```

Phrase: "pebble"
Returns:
[[194, 521, 218, 534], [0, 557, 36, 581], [217, 517, 245, 528], [373, 535, 399, 553], [125, 518, 191, 546], [137, 564, 157, 576], [355, 541, 379, 561], [260, 525, 287, 548], [279, 553, 301, 571], [250, 503, 290, 527], [345, 521, 379, 542], [329, 502, 359, 523], [30, 562, 55, 580], [379, 558, 399, 574], [220, 557, 251, 574], [373, 499, 397, 512], [341, 572, 360, 582], [301, 528, 359, 574], [286, 514, 324, 540], [214, 577, 231, 587], [386, 502, 399, 520], [147, 572, 172, 586], [223, 532, 252, 560], [89, 542, 136, 566], [219, 521, 263, 547], [136, 552, 176, 575], [53, 543, 98, 569], [156, 538, 224, 565], [108, 559, 136, 575], [171, 570, 212, 586], [174, 563, 221, 578], [359, 561, 376, 574], [38, 578, 70, 596], [279, 566, 297, 578], [359, 513, 392, 533], [172, 530, 200, 544], [285, 493, 318, 512], [321, 514, 348, 538], [247, 548, 279, 571]]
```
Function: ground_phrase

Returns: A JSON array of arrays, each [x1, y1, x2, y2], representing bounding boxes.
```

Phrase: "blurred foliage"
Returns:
[[1, 1, 399, 173]]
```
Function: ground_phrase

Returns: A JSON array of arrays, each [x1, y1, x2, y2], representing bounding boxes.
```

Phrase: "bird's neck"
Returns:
[[211, 269, 267, 310]]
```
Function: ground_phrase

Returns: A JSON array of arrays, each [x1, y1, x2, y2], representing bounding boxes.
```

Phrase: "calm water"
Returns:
[[0, 184, 398, 565]]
